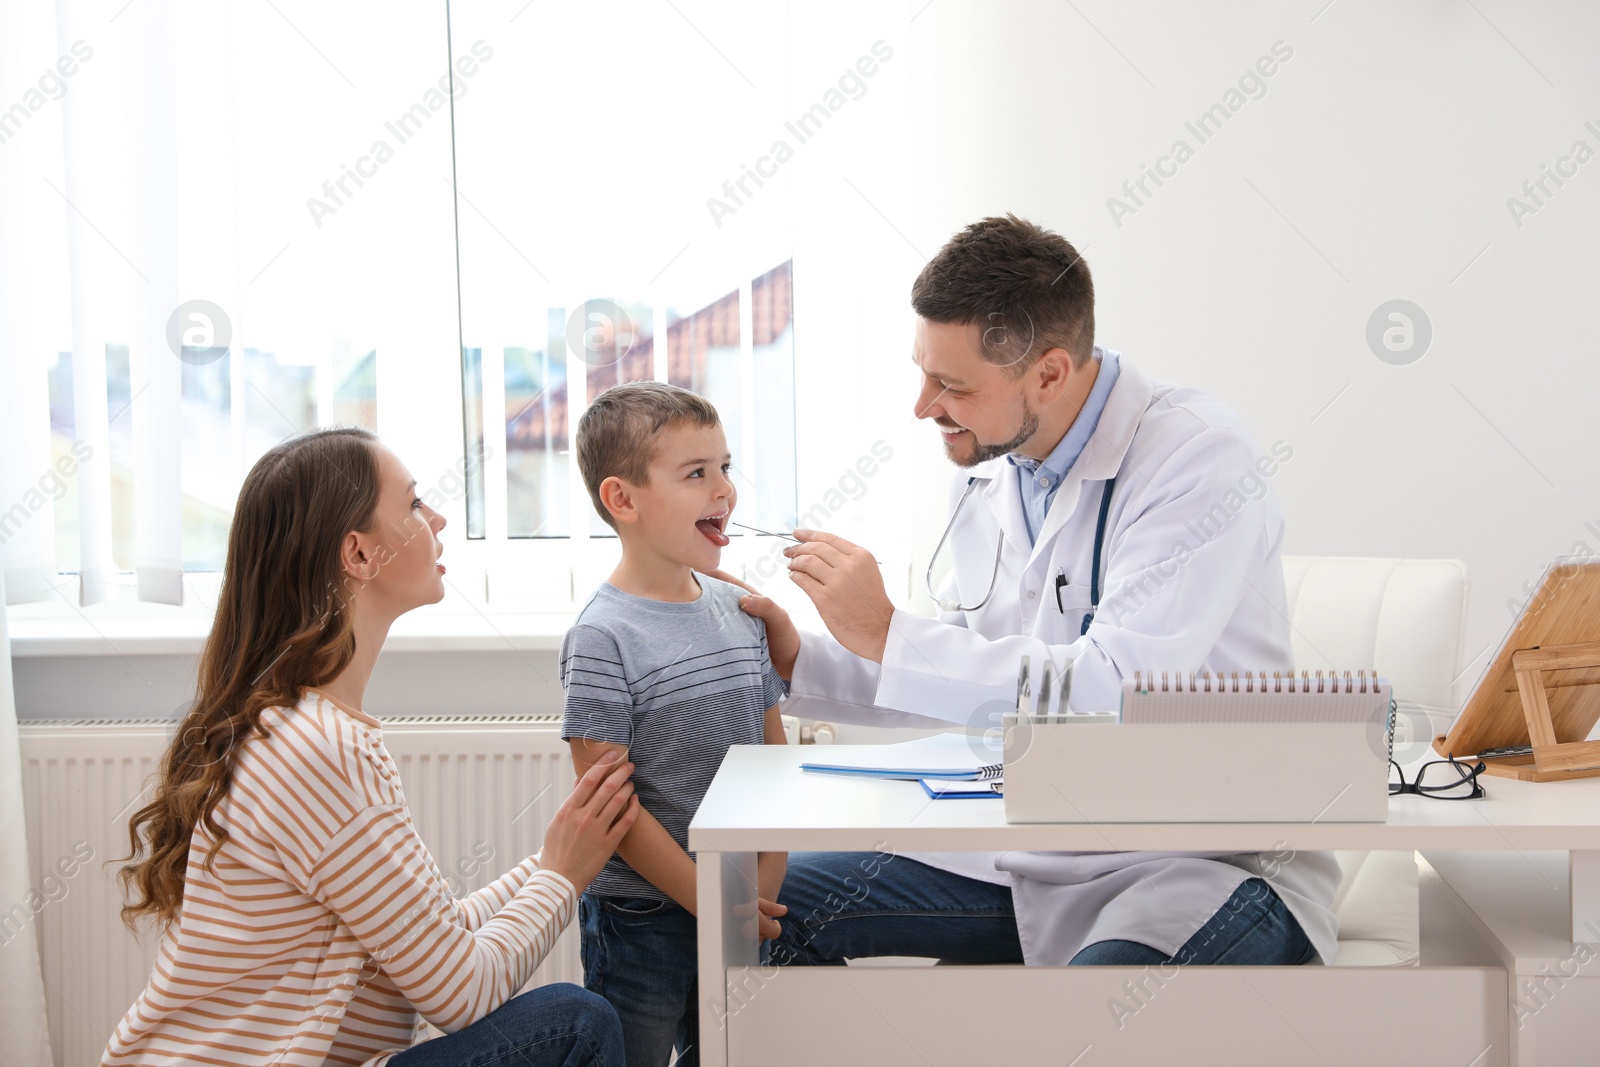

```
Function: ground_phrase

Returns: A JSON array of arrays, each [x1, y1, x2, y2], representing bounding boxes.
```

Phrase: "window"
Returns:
[[447, 0, 798, 599], [3, 1, 798, 611], [503, 314, 572, 539], [1, 4, 459, 605]]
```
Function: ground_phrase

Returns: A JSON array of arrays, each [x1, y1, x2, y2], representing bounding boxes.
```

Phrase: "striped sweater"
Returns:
[[102, 691, 576, 1067]]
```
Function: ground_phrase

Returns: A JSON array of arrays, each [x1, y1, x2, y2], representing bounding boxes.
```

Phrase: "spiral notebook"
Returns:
[[1003, 669, 1394, 823], [799, 733, 1005, 781], [921, 777, 1004, 799], [1123, 670, 1391, 725]]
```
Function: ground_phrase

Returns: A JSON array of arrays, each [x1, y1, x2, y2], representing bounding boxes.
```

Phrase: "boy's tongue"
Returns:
[[696, 518, 729, 547]]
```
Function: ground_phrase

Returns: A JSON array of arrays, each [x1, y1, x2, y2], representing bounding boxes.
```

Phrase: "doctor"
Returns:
[[741, 215, 1341, 969]]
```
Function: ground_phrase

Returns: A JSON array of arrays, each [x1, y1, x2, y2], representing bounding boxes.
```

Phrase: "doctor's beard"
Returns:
[[940, 404, 1039, 468]]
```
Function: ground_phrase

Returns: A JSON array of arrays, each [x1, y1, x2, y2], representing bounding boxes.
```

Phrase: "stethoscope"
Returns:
[[926, 474, 1118, 637]]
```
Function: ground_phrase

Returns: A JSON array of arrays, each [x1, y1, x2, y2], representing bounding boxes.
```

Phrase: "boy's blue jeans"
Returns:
[[579, 893, 699, 1067]]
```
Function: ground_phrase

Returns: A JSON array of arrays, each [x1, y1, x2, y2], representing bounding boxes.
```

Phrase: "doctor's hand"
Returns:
[[784, 530, 892, 664], [706, 568, 799, 681]]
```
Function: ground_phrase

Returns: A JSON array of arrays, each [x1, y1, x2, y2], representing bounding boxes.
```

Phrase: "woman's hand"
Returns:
[[705, 567, 800, 681], [539, 752, 639, 891]]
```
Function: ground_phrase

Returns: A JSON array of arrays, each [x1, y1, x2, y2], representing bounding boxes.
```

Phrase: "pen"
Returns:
[[1054, 569, 1067, 614], [1016, 655, 1032, 721]]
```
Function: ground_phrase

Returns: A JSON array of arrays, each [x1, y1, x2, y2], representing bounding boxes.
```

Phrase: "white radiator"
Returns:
[[17, 716, 578, 1067]]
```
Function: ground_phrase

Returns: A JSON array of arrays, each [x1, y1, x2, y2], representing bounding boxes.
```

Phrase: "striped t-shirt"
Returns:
[[560, 575, 786, 899], [102, 691, 576, 1067]]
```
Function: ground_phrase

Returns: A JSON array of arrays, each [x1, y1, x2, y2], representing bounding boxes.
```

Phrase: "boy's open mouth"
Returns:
[[696, 512, 730, 547]]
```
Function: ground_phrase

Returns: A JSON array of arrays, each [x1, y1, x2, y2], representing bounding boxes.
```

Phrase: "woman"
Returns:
[[106, 428, 639, 1067]]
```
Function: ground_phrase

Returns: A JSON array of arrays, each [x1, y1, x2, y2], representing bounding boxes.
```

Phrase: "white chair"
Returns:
[[1282, 555, 1469, 966]]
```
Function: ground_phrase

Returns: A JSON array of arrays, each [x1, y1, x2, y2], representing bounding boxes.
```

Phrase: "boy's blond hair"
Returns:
[[576, 380, 721, 529]]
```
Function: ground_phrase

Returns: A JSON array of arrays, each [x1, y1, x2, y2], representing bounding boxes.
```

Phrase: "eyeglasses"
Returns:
[[1388, 756, 1486, 800]]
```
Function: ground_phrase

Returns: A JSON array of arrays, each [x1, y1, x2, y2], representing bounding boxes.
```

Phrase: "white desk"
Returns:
[[691, 744, 1600, 1067]]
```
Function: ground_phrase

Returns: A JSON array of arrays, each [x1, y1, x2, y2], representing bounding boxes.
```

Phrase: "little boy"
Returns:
[[560, 381, 788, 1067]]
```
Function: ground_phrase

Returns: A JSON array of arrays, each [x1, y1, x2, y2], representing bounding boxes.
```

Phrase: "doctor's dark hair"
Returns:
[[577, 380, 721, 529], [117, 427, 383, 930], [911, 214, 1095, 373]]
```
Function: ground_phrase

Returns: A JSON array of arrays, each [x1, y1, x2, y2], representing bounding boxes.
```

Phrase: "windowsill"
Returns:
[[7, 611, 585, 657], [8, 599, 827, 658]]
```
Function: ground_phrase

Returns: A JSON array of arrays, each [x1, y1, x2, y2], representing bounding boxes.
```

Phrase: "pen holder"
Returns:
[[1000, 713, 1389, 823]]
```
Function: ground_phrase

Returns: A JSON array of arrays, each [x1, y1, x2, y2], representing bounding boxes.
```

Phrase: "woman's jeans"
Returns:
[[389, 982, 625, 1067], [769, 852, 1316, 967]]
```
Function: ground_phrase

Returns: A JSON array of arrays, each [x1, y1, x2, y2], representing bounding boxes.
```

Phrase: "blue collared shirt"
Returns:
[[1009, 347, 1121, 544]]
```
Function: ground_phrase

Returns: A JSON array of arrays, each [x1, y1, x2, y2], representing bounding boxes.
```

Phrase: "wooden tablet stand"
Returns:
[[1435, 558, 1600, 783], [1503, 642, 1600, 781]]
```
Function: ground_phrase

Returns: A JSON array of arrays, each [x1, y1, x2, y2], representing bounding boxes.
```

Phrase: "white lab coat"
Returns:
[[785, 355, 1343, 965]]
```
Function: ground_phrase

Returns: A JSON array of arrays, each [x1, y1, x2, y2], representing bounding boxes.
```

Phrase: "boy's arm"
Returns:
[[569, 737, 699, 914], [762, 702, 787, 746], [758, 702, 787, 903], [757, 852, 787, 907]]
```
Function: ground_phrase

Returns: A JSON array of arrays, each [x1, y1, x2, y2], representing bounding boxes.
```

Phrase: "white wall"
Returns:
[[783, 0, 1600, 707], [11, 1, 1598, 721]]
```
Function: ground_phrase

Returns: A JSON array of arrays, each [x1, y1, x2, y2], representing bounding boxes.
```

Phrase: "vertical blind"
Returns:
[[0, 2, 460, 606]]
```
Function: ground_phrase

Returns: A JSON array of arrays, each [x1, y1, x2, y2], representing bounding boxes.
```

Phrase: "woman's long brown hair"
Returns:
[[118, 427, 383, 930]]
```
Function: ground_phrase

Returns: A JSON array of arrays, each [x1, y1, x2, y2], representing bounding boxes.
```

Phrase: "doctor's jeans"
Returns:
[[770, 853, 1315, 967]]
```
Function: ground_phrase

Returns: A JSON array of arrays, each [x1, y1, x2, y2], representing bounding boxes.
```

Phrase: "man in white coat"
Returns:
[[740, 215, 1341, 968]]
